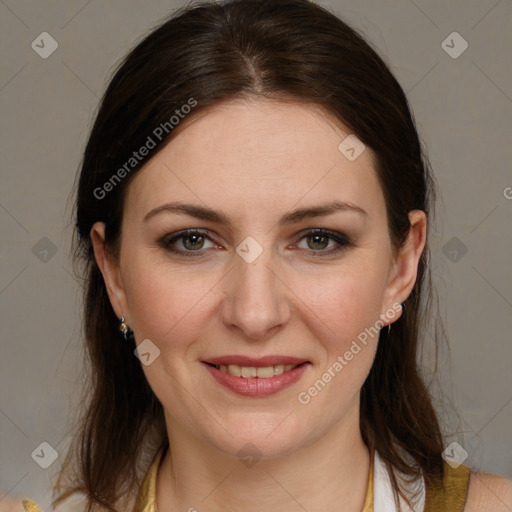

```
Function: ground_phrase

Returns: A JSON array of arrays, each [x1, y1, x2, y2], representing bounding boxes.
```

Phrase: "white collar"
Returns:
[[373, 450, 426, 512]]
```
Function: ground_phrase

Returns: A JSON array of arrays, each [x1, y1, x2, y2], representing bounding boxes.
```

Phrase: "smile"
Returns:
[[202, 359, 310, 397]]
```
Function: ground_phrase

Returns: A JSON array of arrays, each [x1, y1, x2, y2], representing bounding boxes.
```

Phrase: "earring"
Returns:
[[118, 316, 133, 341]]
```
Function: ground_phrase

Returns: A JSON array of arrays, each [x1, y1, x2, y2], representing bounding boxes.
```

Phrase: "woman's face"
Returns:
[[92, 98, 424, 459]]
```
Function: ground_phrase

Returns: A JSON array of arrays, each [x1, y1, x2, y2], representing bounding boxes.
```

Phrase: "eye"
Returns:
[[160, 229, 217, 256], [295, 229, 352, 256]]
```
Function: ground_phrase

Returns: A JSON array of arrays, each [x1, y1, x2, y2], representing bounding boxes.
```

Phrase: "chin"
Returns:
[[206, 415, 312, 462]]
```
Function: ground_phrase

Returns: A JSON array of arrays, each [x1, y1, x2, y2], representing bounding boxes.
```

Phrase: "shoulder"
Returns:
[[464, 472, 512, 512]]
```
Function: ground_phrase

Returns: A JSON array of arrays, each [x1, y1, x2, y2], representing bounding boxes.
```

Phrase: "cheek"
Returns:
[[292, 268, 384, 419], [120, 251, 212, 349], [294, 255, 389, 349]]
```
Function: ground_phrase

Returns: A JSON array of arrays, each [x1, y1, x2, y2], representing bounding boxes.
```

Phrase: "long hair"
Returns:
[[56, 0, 444, 509]]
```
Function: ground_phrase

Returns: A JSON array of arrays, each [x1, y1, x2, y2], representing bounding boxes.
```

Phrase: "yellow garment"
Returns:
[[425, 461, 471, 511], [21, 449, 469, 512], [21, 500, 41, 512]]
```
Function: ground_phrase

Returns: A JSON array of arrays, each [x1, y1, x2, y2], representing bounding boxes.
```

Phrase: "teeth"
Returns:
[[256, 366, 274, 378], [215, 363, 300, 378], [227, 364, 241, 377], [274, 364, 285, 375], [241, 366, 257, 378]]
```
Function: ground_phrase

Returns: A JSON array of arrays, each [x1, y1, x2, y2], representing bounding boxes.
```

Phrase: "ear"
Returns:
[[90, 222, 129, 322], [381, 210, 427, 325]]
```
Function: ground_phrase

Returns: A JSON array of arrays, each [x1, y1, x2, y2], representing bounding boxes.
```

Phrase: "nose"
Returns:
[[221, 245, 291, 341]]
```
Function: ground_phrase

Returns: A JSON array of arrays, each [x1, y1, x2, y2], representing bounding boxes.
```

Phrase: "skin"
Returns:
[[91, 97, 426, 512]]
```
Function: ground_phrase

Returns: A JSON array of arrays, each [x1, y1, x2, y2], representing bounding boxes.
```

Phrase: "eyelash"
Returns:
[[159, 228, 353, 258]]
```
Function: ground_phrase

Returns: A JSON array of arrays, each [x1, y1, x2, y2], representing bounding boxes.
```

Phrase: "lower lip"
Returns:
[[202, 362, 310, 397]]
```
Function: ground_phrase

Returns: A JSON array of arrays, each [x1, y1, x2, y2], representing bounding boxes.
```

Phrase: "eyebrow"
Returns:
[[143, 200, 367, 225]]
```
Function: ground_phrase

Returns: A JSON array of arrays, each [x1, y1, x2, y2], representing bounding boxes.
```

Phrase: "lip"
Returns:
[[202, 361, 311, 397], [204, 355, 308, 367]]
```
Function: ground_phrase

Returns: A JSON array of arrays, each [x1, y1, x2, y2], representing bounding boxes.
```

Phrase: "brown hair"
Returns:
[[57, 0, 444, 509]]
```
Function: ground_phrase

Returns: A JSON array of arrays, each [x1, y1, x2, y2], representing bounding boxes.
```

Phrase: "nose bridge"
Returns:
[[222, 238, 290, 340]]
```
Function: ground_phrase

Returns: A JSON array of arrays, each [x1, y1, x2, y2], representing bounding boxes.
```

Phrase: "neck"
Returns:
[[156, 403, 371, 512]]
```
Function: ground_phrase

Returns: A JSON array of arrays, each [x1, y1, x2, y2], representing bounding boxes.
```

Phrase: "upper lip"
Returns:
[[203, 355, 309, 367]]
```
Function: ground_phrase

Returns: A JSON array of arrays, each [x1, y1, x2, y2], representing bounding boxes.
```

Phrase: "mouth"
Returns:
[[201, 356, 311, 397]]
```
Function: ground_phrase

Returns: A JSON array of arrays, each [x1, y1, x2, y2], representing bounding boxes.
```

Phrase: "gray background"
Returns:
[[1, 0, 511, 508]]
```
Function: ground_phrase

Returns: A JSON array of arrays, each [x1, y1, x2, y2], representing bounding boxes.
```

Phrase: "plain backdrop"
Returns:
[[1, 0, 511, 508]]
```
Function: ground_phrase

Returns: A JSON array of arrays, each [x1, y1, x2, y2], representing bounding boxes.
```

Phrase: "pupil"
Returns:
[[309, 235, 328, 250], [185, 234, 203, 250]]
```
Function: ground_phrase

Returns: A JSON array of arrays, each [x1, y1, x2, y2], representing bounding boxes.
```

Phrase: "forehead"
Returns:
[[124, 98, 384, 224]]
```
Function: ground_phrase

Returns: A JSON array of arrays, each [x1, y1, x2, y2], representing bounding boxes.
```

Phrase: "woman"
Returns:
[[20, 0, 511, 510]]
